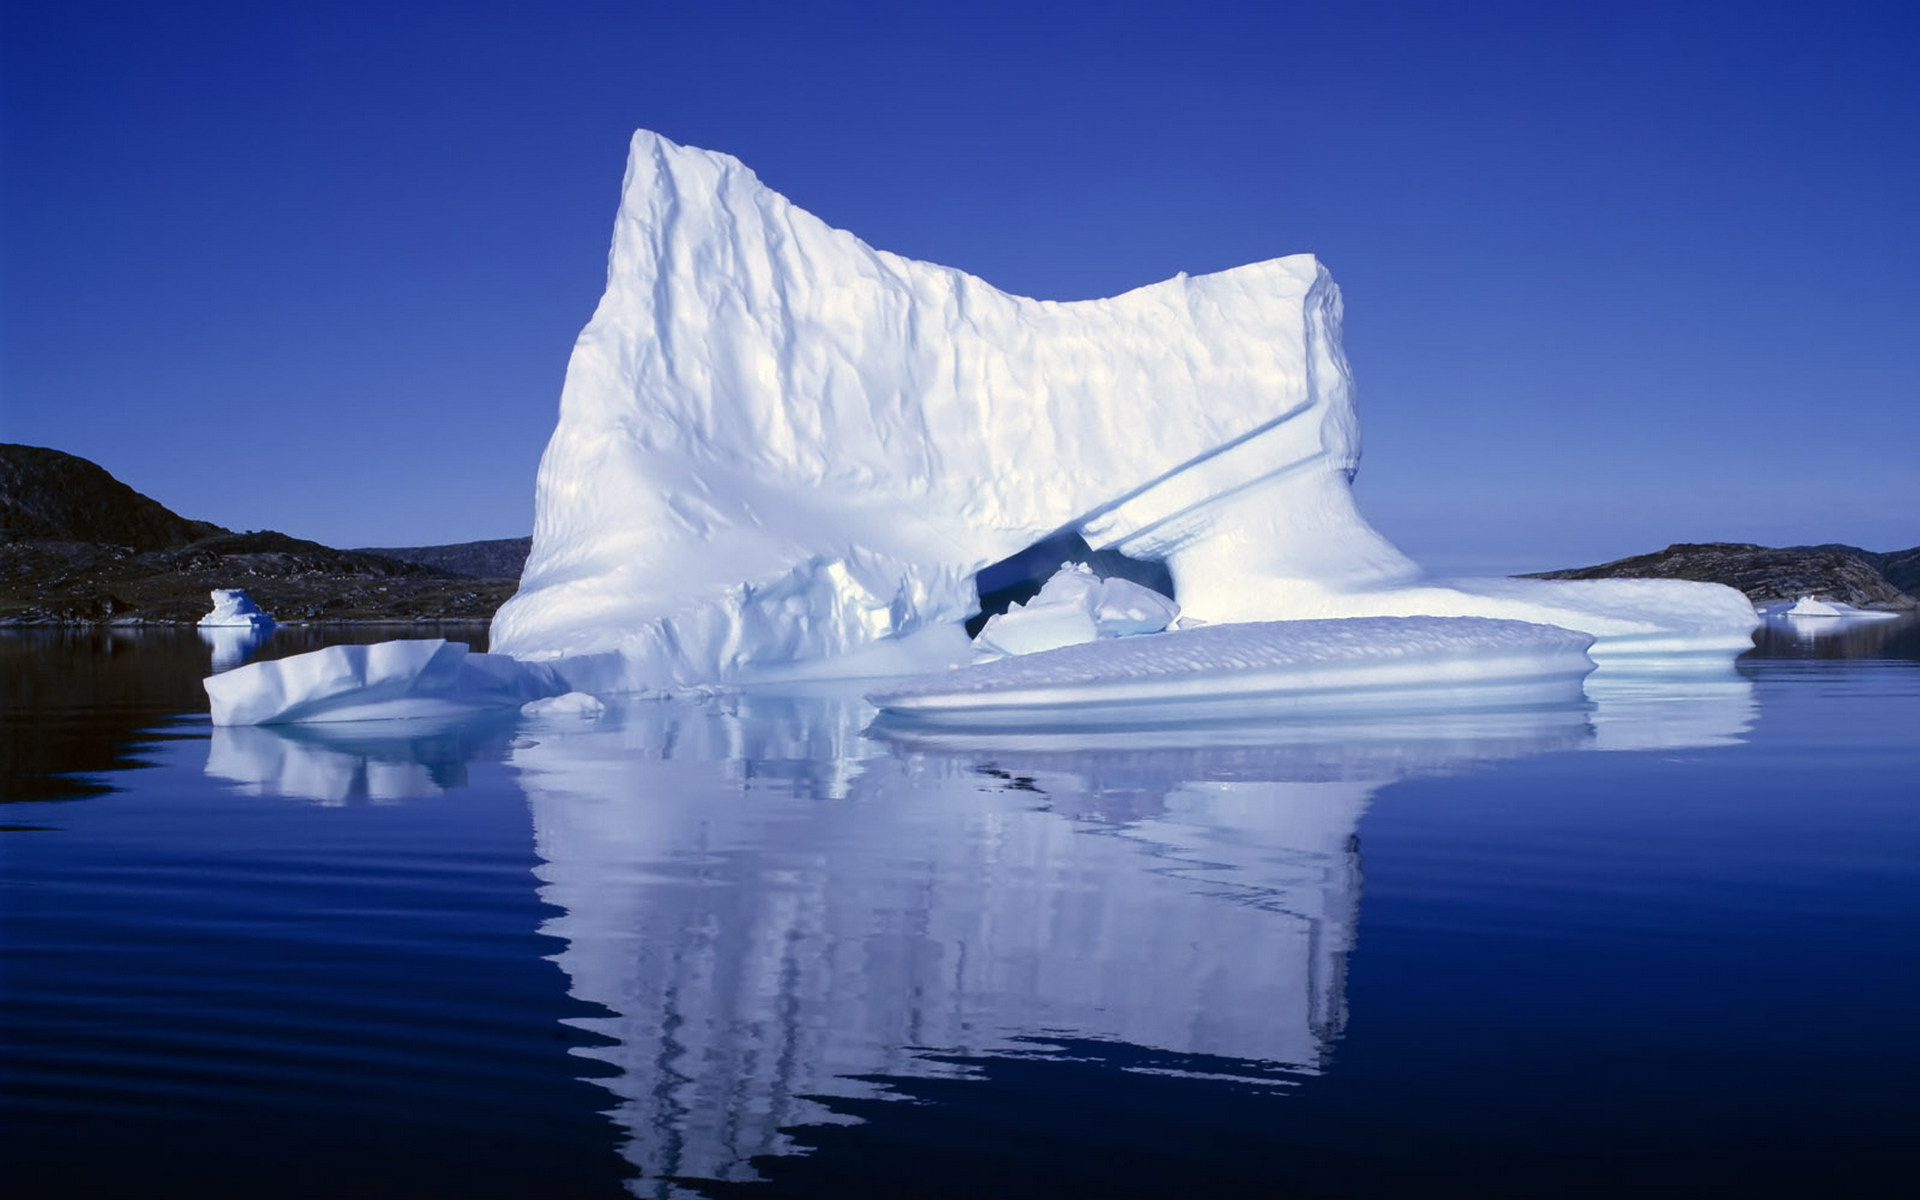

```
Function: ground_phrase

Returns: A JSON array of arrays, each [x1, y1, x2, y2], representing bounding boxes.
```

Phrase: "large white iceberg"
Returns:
[[487, 130, 1754, 692]]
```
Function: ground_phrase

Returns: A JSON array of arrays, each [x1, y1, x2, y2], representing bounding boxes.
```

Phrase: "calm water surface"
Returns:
[[4, 618, 1917, 1198]]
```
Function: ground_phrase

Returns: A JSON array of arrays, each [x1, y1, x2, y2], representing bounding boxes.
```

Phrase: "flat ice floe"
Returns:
[[204, 639, 561, 726], [869, 616, 1596, 728]]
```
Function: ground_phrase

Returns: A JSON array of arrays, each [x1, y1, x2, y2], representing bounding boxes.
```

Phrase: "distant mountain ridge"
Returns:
[[355, 537, 532, 580], [1527, 542, 1920, 611]]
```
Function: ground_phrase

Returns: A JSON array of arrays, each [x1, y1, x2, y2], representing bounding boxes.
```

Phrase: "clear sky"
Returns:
[[3, 0, 1914, 572]]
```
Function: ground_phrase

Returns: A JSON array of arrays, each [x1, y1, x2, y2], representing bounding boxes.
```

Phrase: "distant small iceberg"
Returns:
[[1774, 596, 1899, 621], [198, 588, 275, 629]]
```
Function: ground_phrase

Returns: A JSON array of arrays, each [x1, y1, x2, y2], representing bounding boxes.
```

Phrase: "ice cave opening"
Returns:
[[967, 531, 1176, 638]]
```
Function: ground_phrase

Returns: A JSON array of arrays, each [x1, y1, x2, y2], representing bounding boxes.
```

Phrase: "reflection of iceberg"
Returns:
[[517, 692, 1592, 1191], [205, 713, 519, 804], [1752, 609, 1917, 658], [199, 624, 272, 673], [1758, 599, 1906, 649], [1582, 670, 1757, 751]]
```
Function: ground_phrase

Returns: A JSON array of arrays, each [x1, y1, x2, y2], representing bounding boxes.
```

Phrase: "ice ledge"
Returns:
[[204, 639, 562, 726], [869, 616, 1597, 730]]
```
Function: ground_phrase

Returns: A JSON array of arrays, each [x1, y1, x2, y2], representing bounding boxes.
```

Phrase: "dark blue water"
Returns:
[[4, 619, 1917, 1198]]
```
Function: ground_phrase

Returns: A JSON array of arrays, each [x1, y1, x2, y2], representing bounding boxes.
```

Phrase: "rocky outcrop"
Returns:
[[1526, 543, 1919, 611], [1, 443, 225, 549], [353, 537, 531, 580]]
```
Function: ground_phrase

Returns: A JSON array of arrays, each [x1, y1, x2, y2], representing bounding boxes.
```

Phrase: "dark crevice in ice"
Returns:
[[967, 531, 1174, 638]]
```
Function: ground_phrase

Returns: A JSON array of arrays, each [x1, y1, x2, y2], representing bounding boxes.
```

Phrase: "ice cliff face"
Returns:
[[490, 131, 1416, 689]]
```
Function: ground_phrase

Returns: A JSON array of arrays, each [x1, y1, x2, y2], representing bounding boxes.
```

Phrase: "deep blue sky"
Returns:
[[3, 1, 1914, 572]]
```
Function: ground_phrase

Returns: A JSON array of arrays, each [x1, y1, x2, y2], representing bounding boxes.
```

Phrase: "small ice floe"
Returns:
[[198, 588, 275, 629], [204, 638, 563, 726], [871, 615, 1596, 731], [974, 563, 1179, 657], [521, 691, 607, 720]]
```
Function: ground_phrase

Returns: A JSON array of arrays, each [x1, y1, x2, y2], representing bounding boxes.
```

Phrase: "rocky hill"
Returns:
[[1, 444, 522, 625], [355, 537, 532, 580], [1526, 542, 1920, 611], [0, 444, 225, 549]]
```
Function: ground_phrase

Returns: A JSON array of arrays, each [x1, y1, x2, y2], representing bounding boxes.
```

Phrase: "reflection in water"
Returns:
[[511, 694, 1593, 1193], [1584, 668, 1757, 750], [205, 715, 520, 804], [1755, 610, 1919, 659], [199, 624, 272, 672], [2, 626, 492, 801], [193, 672, 1768, 1195]]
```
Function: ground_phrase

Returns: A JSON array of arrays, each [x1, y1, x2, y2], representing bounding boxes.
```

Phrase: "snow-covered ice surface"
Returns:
[[871, 616, 1595, 728], [197, 588, 274, 629], [487, 130, 1755, 691], [203, 639, 561, 726], [973, 563, 1179, 657]]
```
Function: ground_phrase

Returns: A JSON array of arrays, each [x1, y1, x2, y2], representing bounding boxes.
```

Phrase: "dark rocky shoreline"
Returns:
[[1, 530, 521, 626], [1526, 542, 1919, 611]]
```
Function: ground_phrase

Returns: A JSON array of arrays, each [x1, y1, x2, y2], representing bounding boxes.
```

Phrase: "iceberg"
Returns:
[[1775, 596, 1899, 620], [486, 130, 1754, 692], [202, 639, 561, 726], [209, 132, 1757, 725], [198, 588, 274, 629]]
